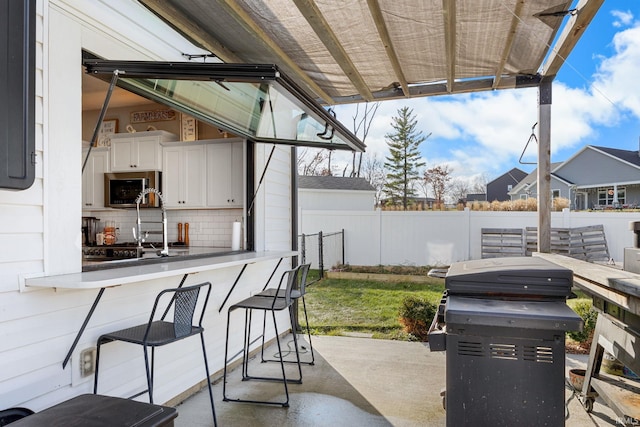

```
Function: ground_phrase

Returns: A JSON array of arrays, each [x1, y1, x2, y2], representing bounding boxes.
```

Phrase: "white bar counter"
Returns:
[[26, 251, 297, 290]]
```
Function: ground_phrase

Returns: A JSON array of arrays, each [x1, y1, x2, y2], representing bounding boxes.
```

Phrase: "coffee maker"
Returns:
[[82, 216, 100, 246]]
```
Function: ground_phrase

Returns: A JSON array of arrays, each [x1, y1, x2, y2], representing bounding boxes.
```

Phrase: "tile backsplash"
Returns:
[[84, 208, 244, 248]]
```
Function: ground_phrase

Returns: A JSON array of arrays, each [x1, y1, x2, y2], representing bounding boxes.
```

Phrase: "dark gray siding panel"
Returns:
[[0, 0, 35, 190]]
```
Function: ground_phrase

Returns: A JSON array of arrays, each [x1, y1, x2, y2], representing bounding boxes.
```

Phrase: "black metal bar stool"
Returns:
[[222, 267, 302, 407], [93, 282, 216, 426], [257, 263, 315, 365]]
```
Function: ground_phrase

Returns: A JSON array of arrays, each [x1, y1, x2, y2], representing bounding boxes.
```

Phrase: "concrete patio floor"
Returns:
[[175, 335, 621, 426]]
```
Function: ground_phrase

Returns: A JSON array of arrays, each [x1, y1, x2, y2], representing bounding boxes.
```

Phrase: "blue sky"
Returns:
[[332, 1, 640, 187]]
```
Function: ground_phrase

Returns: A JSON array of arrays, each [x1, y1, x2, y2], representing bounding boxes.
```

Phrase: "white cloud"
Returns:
[[611, 10, 634, 28], [593, 24, 640, 118]]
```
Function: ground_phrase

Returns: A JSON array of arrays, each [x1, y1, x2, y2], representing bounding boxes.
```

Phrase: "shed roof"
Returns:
[[298, 175, 375, 191], [140, 0, 602, 105]]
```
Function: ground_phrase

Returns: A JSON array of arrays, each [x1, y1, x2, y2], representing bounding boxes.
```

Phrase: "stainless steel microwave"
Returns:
[[104, 172, 161, 208]]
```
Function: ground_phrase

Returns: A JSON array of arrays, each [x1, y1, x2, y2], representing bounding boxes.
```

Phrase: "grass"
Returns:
[[300, 270, 445, 341]]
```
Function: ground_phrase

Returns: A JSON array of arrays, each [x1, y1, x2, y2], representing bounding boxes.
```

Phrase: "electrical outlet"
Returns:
[[80, 347, 96, 377]]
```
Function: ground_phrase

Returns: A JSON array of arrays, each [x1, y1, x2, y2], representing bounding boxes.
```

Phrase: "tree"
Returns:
[[298, 148, 331, 176], [450, 177, 471, 204], [383, 107, 427, 209], [360, 153, 386, 206], [424, 164, 452, 206], [350, 102, 380, 177]]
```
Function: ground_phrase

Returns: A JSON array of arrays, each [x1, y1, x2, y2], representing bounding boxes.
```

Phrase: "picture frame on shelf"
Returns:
[[180, 113, 198, 141], [97, 119, 118, 147]]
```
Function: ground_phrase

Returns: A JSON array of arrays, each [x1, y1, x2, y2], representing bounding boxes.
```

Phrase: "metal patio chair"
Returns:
[[256, 263, 315, 365], [223, 267, 302, 407], [93, 282, 216, 426]]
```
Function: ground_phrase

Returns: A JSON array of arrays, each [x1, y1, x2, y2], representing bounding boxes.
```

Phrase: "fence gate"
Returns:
[[299, 229, 344, 278]]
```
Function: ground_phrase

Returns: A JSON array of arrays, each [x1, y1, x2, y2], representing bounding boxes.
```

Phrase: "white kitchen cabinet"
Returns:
[[110, 131, 177, 171], [162, 144, 206, 208], [206, 140, 244, 208], [82, 147, 109, 209]]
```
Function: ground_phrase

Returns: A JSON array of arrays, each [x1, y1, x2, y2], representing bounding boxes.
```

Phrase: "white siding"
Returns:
[[0, 0, 46, 293]]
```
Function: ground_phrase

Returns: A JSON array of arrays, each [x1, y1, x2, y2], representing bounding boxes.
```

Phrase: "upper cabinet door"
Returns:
[[206, 141, 244, 208], [82, 147, 109, 209], [162, 144, 205, 208], [110, 131, 177, 171]]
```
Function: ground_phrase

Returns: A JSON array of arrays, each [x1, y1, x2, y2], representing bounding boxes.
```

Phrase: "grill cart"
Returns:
[[429, 257, 583, 427]]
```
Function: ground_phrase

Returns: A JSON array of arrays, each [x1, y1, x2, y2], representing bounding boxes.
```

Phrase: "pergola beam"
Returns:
[[442, 0, 457, 94], [366, 0, 410, 97], [493, 0, 525, 89], [219, 0, 336, 104], [541, 0, 605, 80], [293, 0, 374, 102], [328, 74, 541, 105], [140, 0, 242, 63]]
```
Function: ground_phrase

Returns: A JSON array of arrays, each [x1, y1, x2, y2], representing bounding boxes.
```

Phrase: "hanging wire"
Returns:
[[497, 0, 619, 112], [519, 122, 538, 165]]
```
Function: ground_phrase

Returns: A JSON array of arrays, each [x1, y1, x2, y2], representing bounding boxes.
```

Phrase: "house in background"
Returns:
[[508, 145, 640, 209], [465, 193, 487, 202], [486, 167, 528, 202], [508, 162, 569, 202], [298, 175, 376, 211]]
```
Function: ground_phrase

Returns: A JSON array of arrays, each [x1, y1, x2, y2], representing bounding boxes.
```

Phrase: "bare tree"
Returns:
[[415, 166, 431, 205], [350, 102, 380, 177], [424, 164, 453, 205], [298, 148, 329, 176], [471, 173, 489, 194], [450, 178, 471, 204], [361, 153, 386, 206]]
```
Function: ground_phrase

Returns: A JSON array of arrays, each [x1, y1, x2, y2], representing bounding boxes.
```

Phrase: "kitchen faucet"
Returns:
[[134, 188, 169, 257]]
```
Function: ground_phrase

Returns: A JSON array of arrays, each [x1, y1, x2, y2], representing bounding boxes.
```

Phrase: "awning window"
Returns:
[[83, 60, 364, 152]]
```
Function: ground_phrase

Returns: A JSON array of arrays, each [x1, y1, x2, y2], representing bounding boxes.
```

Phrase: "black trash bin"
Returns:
[[430, 257, 583, 427]]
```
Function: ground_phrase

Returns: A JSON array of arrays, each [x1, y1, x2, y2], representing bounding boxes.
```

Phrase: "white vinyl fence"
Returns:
[[299, 208, 639, 268]]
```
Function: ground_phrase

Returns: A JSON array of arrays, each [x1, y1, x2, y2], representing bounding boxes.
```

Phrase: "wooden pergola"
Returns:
[[140, 0, 605, 252]]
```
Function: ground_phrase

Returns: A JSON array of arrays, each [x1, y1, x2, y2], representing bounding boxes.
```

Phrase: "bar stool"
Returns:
[[257, 263, 315, 365], [223, 267, 302, 407], [94, 282, 216, 426]]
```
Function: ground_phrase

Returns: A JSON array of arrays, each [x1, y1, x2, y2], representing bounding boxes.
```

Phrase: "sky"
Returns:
[[329, 0, 640, 188]]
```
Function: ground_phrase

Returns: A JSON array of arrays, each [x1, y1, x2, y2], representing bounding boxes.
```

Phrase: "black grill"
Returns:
[[429, 256, 582, 427]]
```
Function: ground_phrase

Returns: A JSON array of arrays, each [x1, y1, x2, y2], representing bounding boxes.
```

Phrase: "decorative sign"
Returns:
[[130, 109, 176, 123], [180, 114, 198, 141], [97, 119, 118, 147]]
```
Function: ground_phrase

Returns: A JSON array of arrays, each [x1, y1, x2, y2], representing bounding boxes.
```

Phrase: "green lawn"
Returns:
[[300, 273, 445, 340]]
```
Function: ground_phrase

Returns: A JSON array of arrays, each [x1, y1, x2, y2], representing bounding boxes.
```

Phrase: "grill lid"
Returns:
[[445, 257, 573, 299], [444, 296, 583, 331]]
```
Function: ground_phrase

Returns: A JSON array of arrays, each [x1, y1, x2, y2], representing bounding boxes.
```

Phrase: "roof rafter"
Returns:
[[493, 0, 525, 89], [140, 0, 242, 63], [366, 0, 409, 97], [541, 0, 604, 80], [209, 0, 335, 104], [442, 0, 457, 93], [292, 0, 374, 102]]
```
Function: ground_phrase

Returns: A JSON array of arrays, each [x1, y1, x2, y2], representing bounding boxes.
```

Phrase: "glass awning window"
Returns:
[[83, 60, 364, 152]]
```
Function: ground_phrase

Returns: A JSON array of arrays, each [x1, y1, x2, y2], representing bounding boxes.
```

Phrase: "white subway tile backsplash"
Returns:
[[85, 208, 243, 248]]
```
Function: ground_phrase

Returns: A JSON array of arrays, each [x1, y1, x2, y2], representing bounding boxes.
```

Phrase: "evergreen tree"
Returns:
[[383, 107, 427, 209]]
